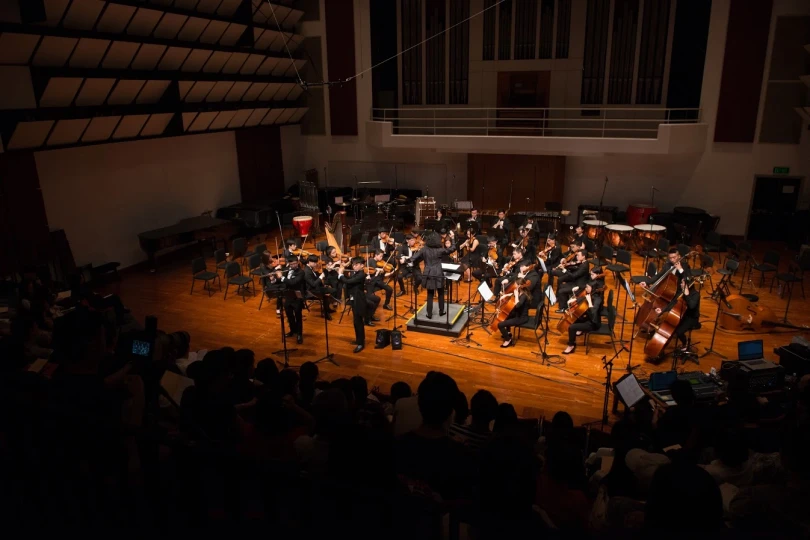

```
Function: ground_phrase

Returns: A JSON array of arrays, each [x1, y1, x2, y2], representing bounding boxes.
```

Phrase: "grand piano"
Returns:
[[138, 215, 234, 270]]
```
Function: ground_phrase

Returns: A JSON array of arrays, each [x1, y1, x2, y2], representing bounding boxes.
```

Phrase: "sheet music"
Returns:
[[586, 294, 593, 308], [620, 274, 636, 302], [545, 285, 556, 306], [478, 281, 494, 302], [539, 258, 547, 273], [55, 290, 72, 301], [616, 374, 645, 408], [441, 263, 462, 272]]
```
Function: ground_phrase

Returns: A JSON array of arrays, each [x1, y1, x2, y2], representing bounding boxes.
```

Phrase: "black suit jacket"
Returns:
[[560, 262, 589, 286], [341, 271, 368, 316], [304, 266, 324, 293], [544, 246, 563, 269]]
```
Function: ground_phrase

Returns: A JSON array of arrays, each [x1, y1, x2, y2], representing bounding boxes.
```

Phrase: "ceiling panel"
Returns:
[[258, 83, 281, 101], [221, 52, 249, 74], [158, 47, 191, 70], [47, 118, 91, 146], [107, 79, 146, 105], [62, 0, 106, 31], [141, 113, 174, 136], [42, 0, 71, 27], [0, 66, 38, 110], [112, 114, 149, 139], [188, 111, 218, 131], [126, 8, 163, 37], [101, 41, 141, 68], [32, 36, 78, 67], [82, 116, 121, 142], [202, 50, 231, 73], [196, 0, 222, 14], [184, 81, 215, 102], [96, 3, 137, 34], [288, 107, 308, 122], [205, 81, 234, 102], [181, 49, 212, 72], [209, 110, 237, 130], [219, 23, 246, 46], [242, 82, 267, 101], [178, 80, 194, 100], [199, 20, 229, 44], [69, 37, 110, 68], [261, 108, 283, 125], [130, 43, 167, 70], [287, 84, 303, 101], [275, 107, 296, 124], [136, 80, 170, 104], [174, 0, 199, 8], [245, 108, 269, 127], [217, 0, 243, 17], [40, 77, 84, 107], [225, 81, 251, 101], [75, 78, 116, 106], [255, 56, 281, 75], [181, 111, 198, 130], [152, 13, 188, 40], [8, 120, 54, 149], [176, 17, 207, 41], [239, 54, 265, 75], [227, 108, 253, 128], [0, 33, 41, 65]]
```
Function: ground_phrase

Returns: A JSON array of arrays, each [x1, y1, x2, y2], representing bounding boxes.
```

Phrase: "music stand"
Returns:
[[451, 273, 483, 348], [532, 285, 565, 365], [386, 265, 409, 324], [700, 289, 728, 360], [611, 273, 633, 349], [312, 292, 340, 366], [267, 288, 300, 369], [423, 218, 439, 232]]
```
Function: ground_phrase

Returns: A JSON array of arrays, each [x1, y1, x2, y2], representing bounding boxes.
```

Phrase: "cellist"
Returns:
[[640, 248, 691, 289], [654, 276, 701, 353], [496, 276, 531, 348], [562, 268, 606, 355]]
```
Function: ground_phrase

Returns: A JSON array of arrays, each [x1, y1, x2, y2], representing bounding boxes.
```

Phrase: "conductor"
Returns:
[[411, 232, 454, 318]]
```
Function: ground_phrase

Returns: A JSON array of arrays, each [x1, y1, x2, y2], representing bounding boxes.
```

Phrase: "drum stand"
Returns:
[[313, 293, 339, 366], [532, 288, 564, 365], [700, 289, 728, 360]]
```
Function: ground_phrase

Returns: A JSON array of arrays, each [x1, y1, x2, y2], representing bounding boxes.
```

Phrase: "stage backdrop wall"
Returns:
[[36, 131, 241, 269]]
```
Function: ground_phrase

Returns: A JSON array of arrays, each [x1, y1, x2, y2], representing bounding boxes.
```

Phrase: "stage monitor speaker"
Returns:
[[375, 329, 391, 349], [391, 330, 402, 350]]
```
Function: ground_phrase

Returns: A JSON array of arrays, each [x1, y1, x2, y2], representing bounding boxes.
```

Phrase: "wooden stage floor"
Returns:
[[111, 238, 809, 426]]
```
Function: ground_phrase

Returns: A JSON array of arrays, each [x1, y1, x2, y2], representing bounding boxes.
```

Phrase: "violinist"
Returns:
[[555, 250, 589, 312], [283, 238, 298, 259], [369, 228, 396, 255], [338, 257, 368, 353], [562, 269, 605, 355], [367, 250, 395, 311], [436, 208, 454, 232], [459, 228, 483, 267], [440, 231, 459, 263], [271, 255, 305, 344], [572, 225, 587, 250], [495, 247, 525, 296], [641, 248, 691, 289], [512, 226, 537, 257], [496, 276, 531, 348], [396, 234, 422, 296], [321, 246, 343, 300], [305, 255, 337, 321], [654, 276, 700, 353], [537, 235, 562, 288], [473, 236, 505, 285]]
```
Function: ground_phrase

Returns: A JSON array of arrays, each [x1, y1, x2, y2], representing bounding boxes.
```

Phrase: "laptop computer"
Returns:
[[738, 339, 764, 361]]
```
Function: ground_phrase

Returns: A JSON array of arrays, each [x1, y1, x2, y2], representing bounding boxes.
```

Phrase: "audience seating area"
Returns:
[[1, 269, 810, 537]]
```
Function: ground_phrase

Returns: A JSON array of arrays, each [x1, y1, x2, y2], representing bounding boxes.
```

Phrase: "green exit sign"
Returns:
[[773, 166, 790, 174]]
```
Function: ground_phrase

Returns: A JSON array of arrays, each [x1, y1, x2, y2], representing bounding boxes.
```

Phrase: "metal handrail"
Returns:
[[369, 106, 702, 138]]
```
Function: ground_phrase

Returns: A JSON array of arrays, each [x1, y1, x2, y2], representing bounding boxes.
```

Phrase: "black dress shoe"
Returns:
[[439, 311, 446, 317], [371, 316, 381, 322], [555, 308, 566, 314], [383, 304, 393, 311], [397, 290, 406, 297], [324, 313, 333, 321], [354, 344, 364, 354], [366, 321, 376, 327], [426, 313, 433, 319], [296, 334, 303, 344], [285, 331, 295, 337]]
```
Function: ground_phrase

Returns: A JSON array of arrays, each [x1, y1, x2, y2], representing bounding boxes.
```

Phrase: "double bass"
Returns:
[[719, 294, 809, 333], [488, 266, 536, 334], [643, 275, 706, 358], [635, 252, 696, 333]]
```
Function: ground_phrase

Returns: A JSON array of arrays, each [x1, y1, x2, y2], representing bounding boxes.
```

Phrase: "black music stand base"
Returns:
[[451, 275, 482, 347], [531, 293, 565, 366], [700, 290, 727, 360]]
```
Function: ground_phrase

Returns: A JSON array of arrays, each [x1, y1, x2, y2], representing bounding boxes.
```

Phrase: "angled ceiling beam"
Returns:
[[31, 66, 295, 85]]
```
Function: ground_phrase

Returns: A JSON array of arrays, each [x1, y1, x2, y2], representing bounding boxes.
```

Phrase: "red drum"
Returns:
[[292, 215, 313, 237], [606, 224, 633, 248], [626, 203, 657, 226]]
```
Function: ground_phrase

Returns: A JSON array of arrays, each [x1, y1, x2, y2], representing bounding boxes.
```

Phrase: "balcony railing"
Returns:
[[370, 107, 702, 139]]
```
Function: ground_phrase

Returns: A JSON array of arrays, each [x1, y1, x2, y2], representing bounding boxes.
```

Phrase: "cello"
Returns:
[[635, 252, 696, 333], [719, 294, 810, 332], [643, 275, 706, 359], [489, 266, 536, 334], [557, 281, 607, 333]]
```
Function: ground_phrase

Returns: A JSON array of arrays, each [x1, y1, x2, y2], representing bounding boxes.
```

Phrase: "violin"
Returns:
[[538, 242, 553, 260]]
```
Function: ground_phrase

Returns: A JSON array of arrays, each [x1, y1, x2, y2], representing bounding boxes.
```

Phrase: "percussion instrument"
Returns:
[[583, 219, 607, 240], [292, 215, 313, 237], [627, 203, 657, 226], [634, 224, 666, 246], [415, 196, 436, 228], [605, 224, 633, 248]]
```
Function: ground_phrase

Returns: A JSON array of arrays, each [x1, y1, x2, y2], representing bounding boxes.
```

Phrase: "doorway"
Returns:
[[748, 175, 803, 241]]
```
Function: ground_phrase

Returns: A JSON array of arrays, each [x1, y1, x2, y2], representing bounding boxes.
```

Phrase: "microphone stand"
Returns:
[[624, 288, 641, 374], [451, 274, 482, 347], [600, 351, 620, 429], [272, 290, 300, 369], [532, 287, 564, 365], [313, 292, 339, 366], [700, 289, 728, 360], [599, 176, 608, 211]]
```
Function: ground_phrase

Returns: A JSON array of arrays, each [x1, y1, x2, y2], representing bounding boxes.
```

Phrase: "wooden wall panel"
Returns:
[[714, 0, 773, 143], [467, 154, 565, 212], [235, 126, 285, 202], [324, 0, 358, 136]]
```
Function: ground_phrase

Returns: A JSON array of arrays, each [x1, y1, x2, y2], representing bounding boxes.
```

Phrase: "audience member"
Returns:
[[298, 361, 319, 409], [450, 389, 497, 451], [494, 402, 518, 433], [645, 462, 724, 533]]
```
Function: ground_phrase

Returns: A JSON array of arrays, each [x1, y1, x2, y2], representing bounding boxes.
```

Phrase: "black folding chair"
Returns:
[[190, 257, 220, 297]]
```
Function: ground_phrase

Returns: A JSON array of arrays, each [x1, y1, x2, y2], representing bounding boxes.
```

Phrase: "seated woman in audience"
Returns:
[[450, 390, 498, 452]]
